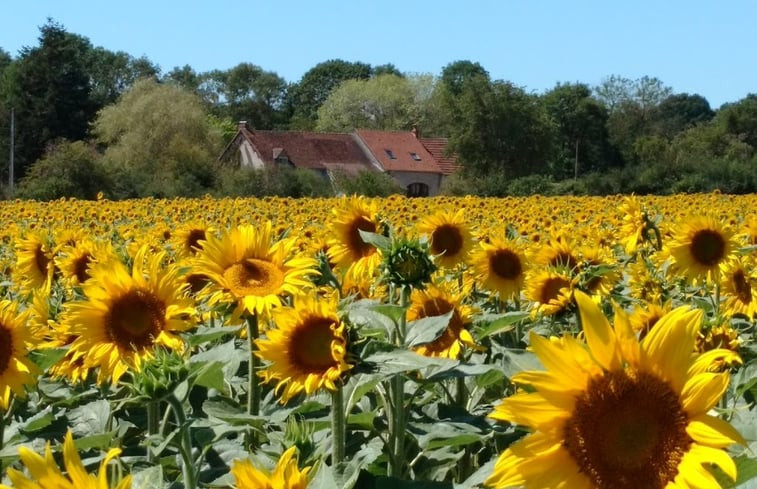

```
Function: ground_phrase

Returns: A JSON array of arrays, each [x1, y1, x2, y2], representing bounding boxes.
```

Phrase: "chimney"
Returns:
[[238, 120, 249, 131], [411, 126, 420, 138]]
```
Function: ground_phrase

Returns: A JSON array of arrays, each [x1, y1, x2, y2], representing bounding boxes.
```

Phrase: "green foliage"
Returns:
[[715, 93, 757, 148], [289, 59, 373, 130], [332, 170, 403, 197], [214, 165, 334, 198], [16, 140, 109, 200], [93, 78, 224, 198], [316, 74, 435, 132]]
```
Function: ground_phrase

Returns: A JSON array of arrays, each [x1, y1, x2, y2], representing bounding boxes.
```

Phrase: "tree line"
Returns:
[[1, 19, 756, 200]]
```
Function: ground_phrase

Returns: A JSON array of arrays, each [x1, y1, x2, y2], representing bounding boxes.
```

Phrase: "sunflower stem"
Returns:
[[246, 314, 260, 416], [147, 401, 159, 463], [166, 393, 196, 489], [331, 384, 346, 467], [388, 286, 410, 478]]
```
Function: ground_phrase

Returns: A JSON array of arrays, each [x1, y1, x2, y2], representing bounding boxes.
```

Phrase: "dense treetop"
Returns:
[[1, 19, 756, 199]]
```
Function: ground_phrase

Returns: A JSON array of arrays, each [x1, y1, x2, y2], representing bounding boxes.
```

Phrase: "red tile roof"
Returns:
[[419, 138, 459, 175], [355, 129, 443, 174], [240, 127, 378, 172]]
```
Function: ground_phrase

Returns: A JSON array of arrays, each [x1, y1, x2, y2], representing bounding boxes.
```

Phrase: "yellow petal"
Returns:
[[489, 392, 570, 431], [688, 349, 742, 376], [688, 443, 738, 481], [528, 332, 589, 391], [687, 414, 747, 448], [681, 372, 730, 416], [613, 302, 640, 366], [641, 307, 702, 392], [575, 290, 621, 371]]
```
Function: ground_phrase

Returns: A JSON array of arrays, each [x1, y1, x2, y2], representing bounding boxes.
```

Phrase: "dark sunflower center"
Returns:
[[689, 229, 726, 267], [34, 244, 51, 276], [289, 316, 337, 373], [539, 276, 571, 304], [549, 251, 578, 270], [0, 325, 13, 373], [416, 299, 463, 354], [732, 270, 752, 302], [105, 289, 166, 350], [223, 258, 284, 298], [348, 216, 377, 258], [490, 249, 522, 280], [431, 225, 463, 258], [563, 370, 691, 489], [185, 273, 210, 294], [186, 229, 206, 253], [73, 253, 92, 283]]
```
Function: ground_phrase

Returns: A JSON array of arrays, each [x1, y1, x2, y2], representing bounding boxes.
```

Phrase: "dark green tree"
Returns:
[[439, 60, 489, 96], [1, 19, 96, 180], [209, 63, 289, 129], [0, 48, 11, 73], [86, 47, 159, 107], [288, 59, 372, 129], [443, 76, 553, 178], [542, 83, 614, 178], [715, 94, 757, 148], [650, 93, 714, 139]]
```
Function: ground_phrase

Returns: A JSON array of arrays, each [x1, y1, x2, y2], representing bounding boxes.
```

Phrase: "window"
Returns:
[[409, 152, 422, 161], [384, 149, 397, 159], [407, 182, 429, 197]]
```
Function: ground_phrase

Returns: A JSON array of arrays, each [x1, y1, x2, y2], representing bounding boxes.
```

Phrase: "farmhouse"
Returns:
[[219, 122, 458, 196]]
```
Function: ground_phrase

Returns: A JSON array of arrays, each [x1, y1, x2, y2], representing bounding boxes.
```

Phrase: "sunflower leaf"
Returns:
[[475, 311, 530, 338], [359, 229, 392, 253], [405, 310, 455, 348]]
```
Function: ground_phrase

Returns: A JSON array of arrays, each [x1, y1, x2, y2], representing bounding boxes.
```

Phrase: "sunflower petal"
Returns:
[[575, 290, 621, 371], [687, 414, 747, 448], [641, 307, 702, 392], [681, 372, 730, 416]]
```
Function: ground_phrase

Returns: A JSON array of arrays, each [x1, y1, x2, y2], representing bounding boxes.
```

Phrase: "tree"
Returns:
[[439, 60, 489, 96], [315, 74, 435, 132], [650, 93, 714, 139], [542, 83, 614, 178], [86, 47, 159, 107], [1, 19, 96, 180], [442, 76, 553, 178], [16, 140, 109, 200], [715, 94, 757, 148], [0, 48, 11, 73], [594, 75, 672, 164], [288, 59, 372, 129], [207, 63, 289, 129], [93, 78, 224, 198]]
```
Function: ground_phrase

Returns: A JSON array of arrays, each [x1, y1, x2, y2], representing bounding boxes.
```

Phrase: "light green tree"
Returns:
[[93, 78, 224, 197], [316, 74, 435, 132]]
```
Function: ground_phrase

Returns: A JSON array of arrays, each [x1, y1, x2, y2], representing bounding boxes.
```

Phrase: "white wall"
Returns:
[[389, 171, 443, 196]]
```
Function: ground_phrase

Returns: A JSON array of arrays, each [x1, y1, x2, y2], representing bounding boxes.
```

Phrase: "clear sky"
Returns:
[[2, 0, 755, 108]]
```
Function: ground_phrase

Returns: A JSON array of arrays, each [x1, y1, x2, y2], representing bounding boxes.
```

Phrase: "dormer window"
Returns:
[[409, 152, 422, 161], [384, 149, 397, 159]]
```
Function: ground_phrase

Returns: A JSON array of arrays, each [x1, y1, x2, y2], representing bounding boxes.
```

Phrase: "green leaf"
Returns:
[[358, 229, 391, 253], [187, 324, 243, 347], [29, 348, 67, 371], [68, 399, 111, 436], [500, 348, 544, 378], [417, 421, 485, 450], [190, 360, 227, 394], [348, 307, 397, 336], [476, 312, 530, 339], [73, 432, 118, 451], [423, 362, 503, 382], [19, 407, 55, 434], [363, 350, 449, 378], [131, 465, 167, 489], [733, 455, 757, 487], [202, 399, 265, 428], [405, 310, 454, 348]]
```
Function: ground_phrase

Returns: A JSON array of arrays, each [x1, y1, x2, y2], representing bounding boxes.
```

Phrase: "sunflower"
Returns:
[[629, 301, 672, 340], [62, 246, 197, 385], [576, 246, 620, 298], [530, 234, 580, 273], [524, 269, 574, 317], [327, 196, 383, 281], [617, 195, 648, 255], [256, 294, 351, 403], [468, 237, 528, 301], [14, 230, 55, 296], [697, 323, 740, 357], [193, 222, 317, 317], [415, 209, 473, 269], [720, 256, 757, 319], [172, 220, 214, 258], [231, 446, 310, 489], [56, 239, 115, 289], [667, 216, 736, 282], [486, 290, 744, 489], [407, 283, 478, 359], [0, 300, 40, 410], [0, 431, 131, 489]]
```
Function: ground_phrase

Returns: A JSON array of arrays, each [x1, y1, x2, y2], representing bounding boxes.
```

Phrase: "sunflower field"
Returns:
[[0, 192, 755, 489]]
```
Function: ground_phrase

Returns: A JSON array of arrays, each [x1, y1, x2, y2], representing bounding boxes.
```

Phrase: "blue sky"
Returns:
[[2, 0, 755, 108]]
